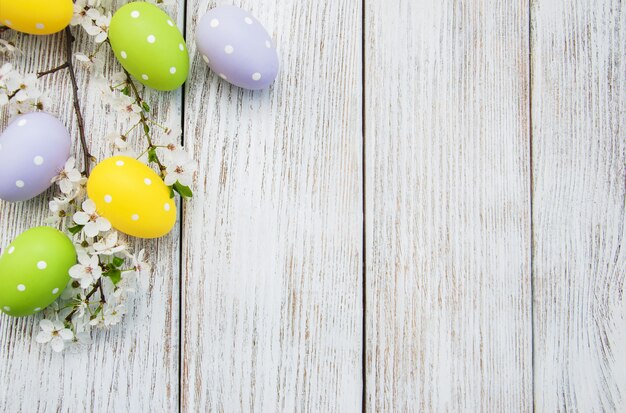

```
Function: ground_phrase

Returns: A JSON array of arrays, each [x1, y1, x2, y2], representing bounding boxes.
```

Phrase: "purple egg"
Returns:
[[0, 112, 71, 202], [196, 5, 279, 90]]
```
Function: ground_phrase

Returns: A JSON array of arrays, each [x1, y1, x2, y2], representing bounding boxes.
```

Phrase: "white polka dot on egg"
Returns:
[[210, 19, 219, 28], [17, 284, 26, 292], [219, 73, 228, 80], [34, 307, 41, 312], [15, 180, 24, 188], [17, 119, 27, 126], [35, 23, 44, 30], [224, 45, 234, 54], [52, 288, 59, 294], [37, 261, 47, 270], [33, 156, 44, 166], [265, 40, 272, 48], [144, 178, 152, 185], [104, 194, 112, 203], [252, 72, 262, 81], [3, 306, 10, 312], [147, 34, 156, 43], [116, 160, 124, 166], [245, 17, 253, 24], [131, 214, 139, 221], [179, 43, 185, 51], [164, 203, 171, 212], [7, 246, 14, 254], [131, 10, 140, 18], [4, 20, 12, 26], [170, 67, 177, 74], [121, 50, 128, 59], [167, 19, 174, 27], [142, 74, 149, 80]]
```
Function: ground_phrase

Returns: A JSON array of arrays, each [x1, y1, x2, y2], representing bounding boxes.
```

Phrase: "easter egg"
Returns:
[[108, 2, 189, 91], [0, 227, 76, 317], [0, 112, 71, 202], [196, 6, 279, 90], [87, 156, 176, 238], [0, 0, 73, 35]]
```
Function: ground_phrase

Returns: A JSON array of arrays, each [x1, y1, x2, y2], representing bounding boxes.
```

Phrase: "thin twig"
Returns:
[[124, 69, 166, 172], [65, 279, 102, 322], [63, 26, 91, 176], [98, 280, 106, 304], [37, 62, 69, 78]]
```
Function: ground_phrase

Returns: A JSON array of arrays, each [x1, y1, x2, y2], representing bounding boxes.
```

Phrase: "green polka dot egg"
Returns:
[[0, 227, 76, 317], [108, 2, 189, 91]]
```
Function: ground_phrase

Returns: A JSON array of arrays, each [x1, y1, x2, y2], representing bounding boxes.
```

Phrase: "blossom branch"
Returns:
[[65, 278, 102, 322], [64, 27, 92, 177], [37, 62, 69, 78], [123, 69, 166, 174]]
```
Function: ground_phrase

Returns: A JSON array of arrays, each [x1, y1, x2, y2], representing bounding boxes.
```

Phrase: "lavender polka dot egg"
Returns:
[[0, 112, 71, 202], [196, 6, 279, 90]]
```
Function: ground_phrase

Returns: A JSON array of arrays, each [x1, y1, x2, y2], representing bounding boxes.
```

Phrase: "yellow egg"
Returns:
[[0, 0, 73, 35], [87, 156, 176, 239]]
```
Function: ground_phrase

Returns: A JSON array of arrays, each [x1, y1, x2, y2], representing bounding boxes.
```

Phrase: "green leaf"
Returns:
[[148, 147, 159, 163], [169, 186, 175, 198], [143, 123, 150, 134], [141, 101, 150, 112], [121, 86, 130, 96], [112, 256, 125, 268], [105, 268, 122, 285], [173, 181, 193, 198], [68, 224, 84, 235]]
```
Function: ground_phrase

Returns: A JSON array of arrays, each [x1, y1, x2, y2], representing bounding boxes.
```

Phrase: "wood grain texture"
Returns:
[[181, 0, 363, 411], [364, 1, 532, 411], [0, 3, 183, 411], [532, 1, 626, 411]]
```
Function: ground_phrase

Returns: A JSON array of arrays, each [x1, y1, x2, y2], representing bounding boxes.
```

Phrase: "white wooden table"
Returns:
[[1, 0, 624, 411]]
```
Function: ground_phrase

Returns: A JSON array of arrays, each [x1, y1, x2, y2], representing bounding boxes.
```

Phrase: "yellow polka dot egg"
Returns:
[[0, 0, 73, 35], [108, 2, 189, 91], [0, 227, 76, 317], [87, 156, 176, 239]]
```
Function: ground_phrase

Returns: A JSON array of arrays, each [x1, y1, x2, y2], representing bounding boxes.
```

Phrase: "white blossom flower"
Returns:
[[131, 249, 151, 278], [163, 151, 196, 186], [92, 231, 126, 255], [5, 73, 41, 102], [91, 74, 115, 105], [105, 131, 129, 150], [35, 319, 74, 352], [82, 10, 111, 43], [112, 94, 142, 124], [110, 71, 127, 86], [74, 52, 104, 72], [103, 304, 126, 326], [66, 331, 92, 353], [53, 158, 86, 195], [69, 253, 102, 288], [0, 39, 18, 56], [73, 199, 111, 237], [45, 196, 73, 225]]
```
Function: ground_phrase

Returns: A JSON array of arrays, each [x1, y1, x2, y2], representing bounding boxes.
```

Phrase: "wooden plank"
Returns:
[[180, 0, 363, 411], [364, 1, 532, 410], [532, 1, 626, 411], [0, 2, 183, 411]]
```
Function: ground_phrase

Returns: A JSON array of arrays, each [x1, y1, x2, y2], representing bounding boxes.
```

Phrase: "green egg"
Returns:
[[0, 227, 76, 317], [109, 2, 189, 91]]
